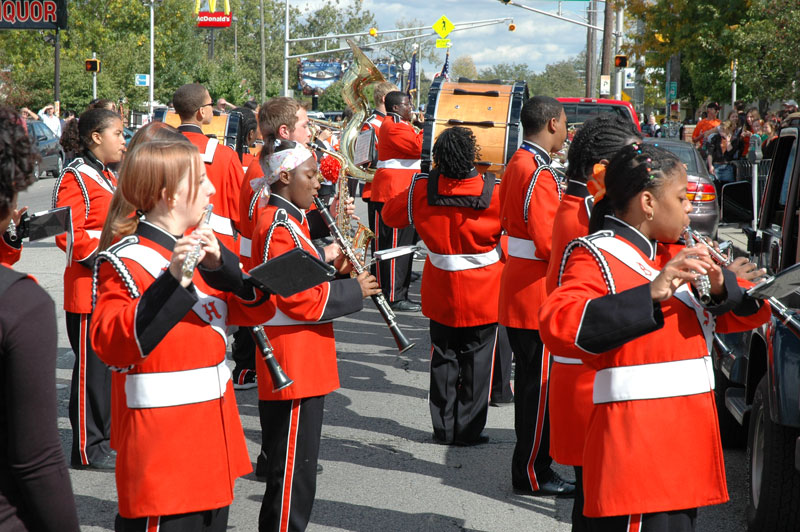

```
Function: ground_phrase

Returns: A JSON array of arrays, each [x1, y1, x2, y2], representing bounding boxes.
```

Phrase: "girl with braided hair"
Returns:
[[539, 143, 770, 531], [383, 126, 503, 445], [544, 113, 641, 531]]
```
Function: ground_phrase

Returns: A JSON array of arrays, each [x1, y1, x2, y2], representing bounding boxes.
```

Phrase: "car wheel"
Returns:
[[714, 365, 746, 448], [52, 154, 64, 178], [745, 374, 800, 531]]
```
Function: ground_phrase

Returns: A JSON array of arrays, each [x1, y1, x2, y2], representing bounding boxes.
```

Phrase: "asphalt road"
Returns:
[[17, 178, 749, 531]]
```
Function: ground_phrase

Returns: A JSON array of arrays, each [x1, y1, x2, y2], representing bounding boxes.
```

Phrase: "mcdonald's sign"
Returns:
[[195, 0, 231, 28]]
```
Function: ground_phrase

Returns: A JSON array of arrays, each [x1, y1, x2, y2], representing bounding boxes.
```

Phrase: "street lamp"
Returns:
[[401, 61, 411, 92]]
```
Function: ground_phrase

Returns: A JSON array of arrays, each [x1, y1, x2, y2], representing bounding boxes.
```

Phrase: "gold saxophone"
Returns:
[[339, 39, 387, 182], [315, 144, 374, 269]]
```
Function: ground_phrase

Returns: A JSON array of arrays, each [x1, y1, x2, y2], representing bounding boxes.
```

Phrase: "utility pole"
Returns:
[[54, 29, 60, 112], [599, 0, 613, 97], [585, 0, 596, 98], [283, 0, 290, 96], [149, 0, 154, 119], [92, 51, 97, 100], [260, 0, 266, 102], [614, 4, 623, 100]]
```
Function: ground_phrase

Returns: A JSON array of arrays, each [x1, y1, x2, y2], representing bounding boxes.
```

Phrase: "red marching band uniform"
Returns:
[[382, 166, 503, 442], [238, 162, 268, 273], [0, 233, 21, 266], [52, 152, 117, 467], [539, 216, 771, 521], [544, 179, 594, 467], [497, 141, 562, 491], [370, 113, 423, 303], [251, 193, 363, 532], [90, 221, 275, 519], [360, 109, 385, 205], [178, 125, 245, 255]]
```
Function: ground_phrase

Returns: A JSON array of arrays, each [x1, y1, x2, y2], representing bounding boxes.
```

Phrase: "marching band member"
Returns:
[[0, 106, 80, 532], [231, 106, 259, 173], [91, 139, 274, 531], [544, 114, 642, 530], [172, 83, 244, 255], [53, 107, 126, 470], [539, 143, 770, 531], [497, 96, 574, 496], [360, 81, 398, 217], [382, 127, 502, 445], [251, 141, 379, 532], [371, 91, 424, 312]]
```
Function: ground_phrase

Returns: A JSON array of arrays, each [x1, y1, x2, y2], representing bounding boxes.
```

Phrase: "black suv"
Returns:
[[716, 113, 800, 531]]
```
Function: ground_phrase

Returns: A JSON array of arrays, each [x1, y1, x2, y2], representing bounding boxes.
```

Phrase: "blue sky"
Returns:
[[295, 0, 592, 76]]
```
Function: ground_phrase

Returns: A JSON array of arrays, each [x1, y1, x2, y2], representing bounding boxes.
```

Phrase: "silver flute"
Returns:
[[684, 227, 733, 266], [683, 227, 713, 304], [181, 204, 214, 281]]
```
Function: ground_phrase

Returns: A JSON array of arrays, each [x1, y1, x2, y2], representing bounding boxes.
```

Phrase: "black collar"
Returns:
[[178, 124, 204, 134], [565, 180, 589, 198], [136, 221, 179, 250], [603, 215, 657, 260], [521, 140, 552, 164], [267, 193, 306, 224], [387, 112, 409, 124], [81, 149, 108, 175], [371, 109, 386, 118], [426, 168, 495, 210]]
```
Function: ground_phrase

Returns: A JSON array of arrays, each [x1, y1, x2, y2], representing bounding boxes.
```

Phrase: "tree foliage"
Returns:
[[624, 0, 800, 109]]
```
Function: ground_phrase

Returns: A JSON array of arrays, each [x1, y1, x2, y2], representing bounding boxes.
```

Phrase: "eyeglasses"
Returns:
[[196, 102, 213, 112]]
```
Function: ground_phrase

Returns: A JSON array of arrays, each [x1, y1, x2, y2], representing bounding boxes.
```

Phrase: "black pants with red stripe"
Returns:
[[371, 201, 415, 303], [258, 396, 325, 532], [508, 327, 553, 490], [586, 508, 697, 532], [66, 311, 112, 466], [429, 320, 497, 444], [490, 325, 514, 403], [115, 506, 229, 532]]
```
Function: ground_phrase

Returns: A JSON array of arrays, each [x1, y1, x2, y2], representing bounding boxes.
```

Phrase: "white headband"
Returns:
[[267, 145, 314, 185]]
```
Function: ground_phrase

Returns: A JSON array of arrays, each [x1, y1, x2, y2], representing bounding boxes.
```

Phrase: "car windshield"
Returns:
[[659, 143, 701, 175], [562, 103, 630, 126]]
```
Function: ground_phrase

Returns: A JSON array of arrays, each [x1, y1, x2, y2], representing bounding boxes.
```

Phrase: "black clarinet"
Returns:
[[313, 197, 415, 354], [251, 326, 293, 392]]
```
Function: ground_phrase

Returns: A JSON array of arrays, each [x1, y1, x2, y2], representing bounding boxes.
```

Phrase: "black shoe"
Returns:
[[72, 452, 116, 471], [317, 463, 323, 474], [489, 397, 514, 407], [232, 367, 257, 390], [453, 434, 490, 447], [390, 299, 421, 312], [431, 432, 451, 445], [410, 271, 421, 282], [513, 471, 575, 498]]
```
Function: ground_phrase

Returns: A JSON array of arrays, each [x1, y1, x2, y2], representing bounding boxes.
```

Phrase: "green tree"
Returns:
[[529, 56, 585, 97], [451, 55, 478, 80], [480, 62, 533, 83]]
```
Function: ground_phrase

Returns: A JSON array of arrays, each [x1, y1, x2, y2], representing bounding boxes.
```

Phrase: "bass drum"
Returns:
[[422, 78, 528, 176], [153, 108, 243, 153]]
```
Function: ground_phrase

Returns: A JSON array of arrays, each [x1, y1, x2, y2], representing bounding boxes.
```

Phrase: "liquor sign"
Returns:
[[0, 0, 67, 30], [195, 0, 231, 28]]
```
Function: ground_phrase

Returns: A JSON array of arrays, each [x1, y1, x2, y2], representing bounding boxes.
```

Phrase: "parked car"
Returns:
[[27, 120, 64, 179], [556, 97, 641, 131], [713, 113, 800, 531], [644, 137, 719, 236]]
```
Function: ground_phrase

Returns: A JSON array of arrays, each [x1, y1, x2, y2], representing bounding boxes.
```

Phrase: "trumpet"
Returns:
[[251, 326, 293, 392], [683, 227, 713, 305], [181, 204, 214, 281]]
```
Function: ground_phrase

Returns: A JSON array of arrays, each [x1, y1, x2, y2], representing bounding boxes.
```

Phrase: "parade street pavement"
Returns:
[[19, 179, 749, 531]]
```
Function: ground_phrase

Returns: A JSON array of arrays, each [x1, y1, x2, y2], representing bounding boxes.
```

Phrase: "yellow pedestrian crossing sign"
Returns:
[[436, 39, 451, 49], [433, 15, 454, 39]]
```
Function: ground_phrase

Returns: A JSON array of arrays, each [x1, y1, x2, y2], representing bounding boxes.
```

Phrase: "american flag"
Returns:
[[437, 49, 450, 80]]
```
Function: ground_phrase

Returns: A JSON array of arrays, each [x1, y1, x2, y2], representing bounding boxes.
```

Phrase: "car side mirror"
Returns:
[[721, 181, 754, 224]]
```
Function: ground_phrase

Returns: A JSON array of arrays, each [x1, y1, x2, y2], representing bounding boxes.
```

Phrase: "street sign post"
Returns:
[[135, 74, 150, 87], [667, 81, 677, 100], [600, 74, 611, 96], [436, 38, 451, 48]]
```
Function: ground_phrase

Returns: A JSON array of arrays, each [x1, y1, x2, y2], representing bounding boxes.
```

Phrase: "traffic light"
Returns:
[[614, 55, 628, 68], [508, 23, 516, 31], [368, 27, 377, 37], [85, 59, 101, 73]]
